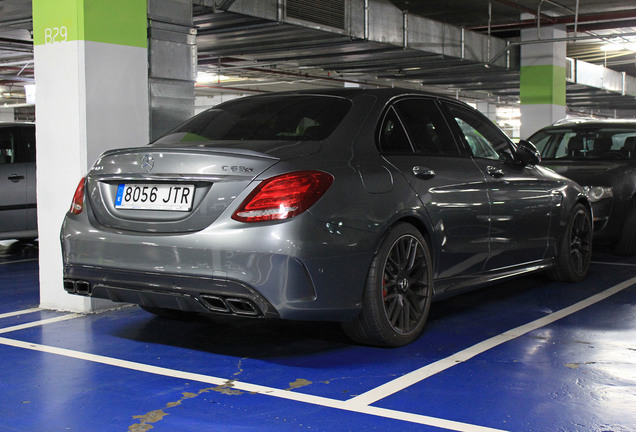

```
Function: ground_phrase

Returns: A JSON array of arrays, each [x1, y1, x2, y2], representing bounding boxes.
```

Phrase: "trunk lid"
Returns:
[[86, 146, 281, 233]]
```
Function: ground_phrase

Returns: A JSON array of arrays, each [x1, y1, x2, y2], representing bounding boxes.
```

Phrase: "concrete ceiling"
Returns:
[[2, 0, 636, 117]]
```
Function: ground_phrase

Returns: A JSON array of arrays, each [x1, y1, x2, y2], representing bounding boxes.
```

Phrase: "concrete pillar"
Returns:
[[33, 0, 149, 312], [148, 0, 196, 140], [520, 25, 567, 139]]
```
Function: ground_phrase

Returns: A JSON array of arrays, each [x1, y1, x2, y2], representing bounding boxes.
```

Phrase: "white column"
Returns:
[[33, 0, 149, 312], [520, 25, 567, 139]]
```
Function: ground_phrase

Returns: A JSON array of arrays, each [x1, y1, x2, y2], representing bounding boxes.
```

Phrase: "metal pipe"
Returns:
[[0, 18, 32, 27], [403, 11, 408, 49], [537, 0, 545, 39], [277, 0, 283, 23], [622, 72, 626, 96], [487, 2, 492, 62], [364, 0, 369, 40], [489, 31, 636, 65], [491, 0, 556, 23], [506, 41, 510, 69], [469, 10, 636, 33], [574, 0, 579, 38]]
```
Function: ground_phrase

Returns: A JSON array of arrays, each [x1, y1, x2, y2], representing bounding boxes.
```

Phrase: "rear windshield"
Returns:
[[530, 127, 636, 161], [154, 95, 351, 144]]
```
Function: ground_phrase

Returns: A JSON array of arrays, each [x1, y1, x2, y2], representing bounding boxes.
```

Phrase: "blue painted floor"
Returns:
[[0, 239, 634, 432]]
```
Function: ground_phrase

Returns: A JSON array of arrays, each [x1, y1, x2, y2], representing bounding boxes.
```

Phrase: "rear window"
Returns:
[[154, 95, 351, 144], [531, 127, 636, 161]]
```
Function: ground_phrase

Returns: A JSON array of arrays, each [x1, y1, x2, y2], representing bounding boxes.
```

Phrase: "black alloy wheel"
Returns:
[[568, 209, 593, 275], [548, 203, 592, 282], [342, 223, 433, 347], [382, 233, 430, 335]]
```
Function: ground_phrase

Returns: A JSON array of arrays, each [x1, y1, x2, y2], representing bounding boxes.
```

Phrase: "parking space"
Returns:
[[0, 243, 634, 432]]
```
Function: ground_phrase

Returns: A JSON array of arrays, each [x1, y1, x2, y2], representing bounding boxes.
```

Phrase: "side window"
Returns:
[[15, 126, 36, 163], [379, 107, 413, 153], [393, 99, 460, 156], [0, 128, 15, 164], [445, 103, 514, 161]]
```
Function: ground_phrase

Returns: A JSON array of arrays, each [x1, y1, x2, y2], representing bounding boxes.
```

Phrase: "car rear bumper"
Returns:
[[63, 264, 280, 318], [61, 211, 374, 321]]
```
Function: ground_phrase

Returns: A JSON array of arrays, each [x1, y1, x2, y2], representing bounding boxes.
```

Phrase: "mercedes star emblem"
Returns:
[[141, 154, 154, 172]]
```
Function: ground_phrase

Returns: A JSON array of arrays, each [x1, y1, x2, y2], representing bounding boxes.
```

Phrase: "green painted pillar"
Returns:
[[33, 0, 149, 312], [520, 26, 567, 139]]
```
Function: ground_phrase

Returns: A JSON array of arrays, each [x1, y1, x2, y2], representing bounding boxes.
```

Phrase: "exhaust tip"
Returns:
[[226, 298, 260, 316], [63, 279, 76, 293], [200, 295, 231, 313], [200, 295, 262, 317], [64, 279, 91, 295], [75, 281, 91, 295]]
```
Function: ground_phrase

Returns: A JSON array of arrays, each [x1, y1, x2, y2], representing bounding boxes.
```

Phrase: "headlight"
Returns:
[[582, 186, 613, 202]]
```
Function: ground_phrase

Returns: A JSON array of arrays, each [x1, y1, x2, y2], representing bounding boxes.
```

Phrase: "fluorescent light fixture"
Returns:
[[24, 84, 36, 104], [196, 71, 241, 84], [600, 39, 636, 53]]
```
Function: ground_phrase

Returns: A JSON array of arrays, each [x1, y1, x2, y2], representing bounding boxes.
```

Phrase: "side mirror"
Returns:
[[516, 140, 541, 166]]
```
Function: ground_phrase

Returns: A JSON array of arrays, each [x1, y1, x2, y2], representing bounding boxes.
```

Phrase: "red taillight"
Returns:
[[69, 177, 86, 215], [232, 171, 333, 223]]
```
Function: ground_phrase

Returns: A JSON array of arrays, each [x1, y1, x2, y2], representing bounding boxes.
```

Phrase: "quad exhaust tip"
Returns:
[[200, 295, 261, 317], [63, 279, 92, 295], [62, 280, 261, 317]]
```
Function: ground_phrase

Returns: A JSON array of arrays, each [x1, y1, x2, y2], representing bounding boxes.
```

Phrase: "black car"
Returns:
[[529, 119, 636, 256], [0, 122, 37, 240]]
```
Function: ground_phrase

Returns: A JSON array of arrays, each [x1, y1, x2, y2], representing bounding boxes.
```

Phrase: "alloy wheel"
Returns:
[[382, 234, 431, 335]]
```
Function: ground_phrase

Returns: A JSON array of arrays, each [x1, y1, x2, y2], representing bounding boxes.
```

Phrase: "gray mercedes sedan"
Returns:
[[61, 88, 592, 347]]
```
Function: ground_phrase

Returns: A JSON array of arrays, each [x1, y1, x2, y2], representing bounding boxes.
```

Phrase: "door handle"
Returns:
[[8, 174, 25, 182], [412, 166, 435, 179], [486, 166, 505, 178]]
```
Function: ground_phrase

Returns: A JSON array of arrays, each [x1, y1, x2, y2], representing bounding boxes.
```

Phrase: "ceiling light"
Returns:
[[600, 39, 636, 53], [196, 71, 230, 84]]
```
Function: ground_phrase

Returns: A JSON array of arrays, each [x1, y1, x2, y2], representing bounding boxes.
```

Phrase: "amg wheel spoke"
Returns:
[[378, 232, 433, 337], [390, 300, 402, 327], [570, 249, 583, 273]]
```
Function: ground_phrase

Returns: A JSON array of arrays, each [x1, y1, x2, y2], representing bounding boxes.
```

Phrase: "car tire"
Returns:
[[614, 199, 636, 256], [341, 223, 433, 347], [547, 203, 592, 282]]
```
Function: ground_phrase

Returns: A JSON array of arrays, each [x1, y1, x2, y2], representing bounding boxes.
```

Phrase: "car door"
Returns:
[[442, 102, 555, 270], [16, 125, 37, 231], [379, 97, 491, 281], [0, 126, 28, 235]]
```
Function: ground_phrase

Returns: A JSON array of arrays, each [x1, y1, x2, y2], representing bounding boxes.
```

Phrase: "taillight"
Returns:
[[232, 171, 333, 223], [69, 177, 86, 215]]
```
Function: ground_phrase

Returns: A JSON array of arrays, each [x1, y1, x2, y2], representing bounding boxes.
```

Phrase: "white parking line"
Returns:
[[345, 276, 636, 407], [0, 308, 40, 320], [0, 258, 38, 266], [0, 276, 634, 432], [0, 336, 507, 432], [0, 314, 81, 334]]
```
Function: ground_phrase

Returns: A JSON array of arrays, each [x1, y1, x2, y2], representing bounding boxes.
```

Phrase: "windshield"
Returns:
[[531, 128, 636, 161], [153, 95, 352, 145]]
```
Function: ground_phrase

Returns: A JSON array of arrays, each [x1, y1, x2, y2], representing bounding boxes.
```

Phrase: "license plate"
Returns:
[[115, 183, 195, 211]]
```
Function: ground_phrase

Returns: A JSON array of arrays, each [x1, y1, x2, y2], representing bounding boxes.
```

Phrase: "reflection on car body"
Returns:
[[529, 119, 636, 256], [61, 89, 592, 347], [0, 122, 37, 241]]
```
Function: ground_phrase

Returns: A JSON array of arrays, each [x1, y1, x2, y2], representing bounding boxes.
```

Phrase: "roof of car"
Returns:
[[0, 122, 34, 127], [239, 86, 464, 102], [545, 118, 636, 129]]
